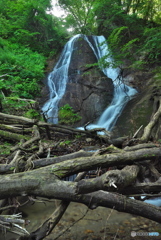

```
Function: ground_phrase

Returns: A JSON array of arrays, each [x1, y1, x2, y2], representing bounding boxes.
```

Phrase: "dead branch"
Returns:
[[75, 165, 140, 194], [140, 98, 161, 142], [0, 213, 30, 237], [0, 124, 32, 134], [0, 150, 93, 174], [132, 125, 143, 138], [0, 147, 160, 199], [122, 178, 161, 195], [26, 168, 87, 240], [124, 142, 158, 151], [0, 109, 161, 240], [10, 125, 40, 152]]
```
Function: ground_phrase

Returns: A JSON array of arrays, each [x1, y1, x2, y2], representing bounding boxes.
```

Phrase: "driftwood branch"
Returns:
[[0, 213, 30, 236]]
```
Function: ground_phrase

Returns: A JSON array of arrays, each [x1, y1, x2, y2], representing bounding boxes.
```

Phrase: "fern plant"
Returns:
[[58, 104, 82, 125]]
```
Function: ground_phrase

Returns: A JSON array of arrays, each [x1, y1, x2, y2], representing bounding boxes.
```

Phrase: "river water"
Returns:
[[1, 201, 160, 240]]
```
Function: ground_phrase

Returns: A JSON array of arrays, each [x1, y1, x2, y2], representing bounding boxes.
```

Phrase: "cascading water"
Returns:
[[42, 35, 81, 123], [42, 34, 137, 130], [79, 35, 137, 131]]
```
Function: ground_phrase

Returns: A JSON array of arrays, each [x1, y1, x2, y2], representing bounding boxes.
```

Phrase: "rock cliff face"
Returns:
[[59, 37, 114, 126], [113, 70, 161, 140]]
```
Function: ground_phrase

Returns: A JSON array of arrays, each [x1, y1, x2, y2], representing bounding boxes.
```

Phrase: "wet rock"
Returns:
[[59, 36, 114, 127]]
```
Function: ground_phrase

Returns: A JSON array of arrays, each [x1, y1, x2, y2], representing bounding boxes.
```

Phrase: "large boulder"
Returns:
[[59, 36, 114, 126]]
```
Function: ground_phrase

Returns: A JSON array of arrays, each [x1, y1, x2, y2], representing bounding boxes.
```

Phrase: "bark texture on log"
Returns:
[[76, 165, 140, 194], [1, 112, 161, 239]]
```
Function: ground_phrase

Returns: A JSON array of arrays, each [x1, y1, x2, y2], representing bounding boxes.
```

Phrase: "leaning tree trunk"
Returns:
[[140, 97, 161, 142]]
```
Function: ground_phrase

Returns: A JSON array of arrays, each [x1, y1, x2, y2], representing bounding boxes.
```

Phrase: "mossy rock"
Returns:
[[113, 77, 159, 139]]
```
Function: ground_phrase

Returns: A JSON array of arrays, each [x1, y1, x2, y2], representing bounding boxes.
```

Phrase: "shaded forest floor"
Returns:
[[0, 136, 161, 240], [0, 112, 161, 239]]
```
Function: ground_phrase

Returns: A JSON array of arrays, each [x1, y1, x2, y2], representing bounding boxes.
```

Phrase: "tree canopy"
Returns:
[[0, 0, 161, 108], [0, 0, 68, 113], [57, 0, 161, 70]]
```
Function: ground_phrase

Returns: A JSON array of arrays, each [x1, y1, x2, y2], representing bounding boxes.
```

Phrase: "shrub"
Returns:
[[23, 109, 40, 119], [58, 104, 82, 125]]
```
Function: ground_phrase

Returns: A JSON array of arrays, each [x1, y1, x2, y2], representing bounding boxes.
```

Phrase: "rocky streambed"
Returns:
[[1, 200, 160, 240]]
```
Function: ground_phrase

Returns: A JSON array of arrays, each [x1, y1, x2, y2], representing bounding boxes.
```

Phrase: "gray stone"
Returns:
[[59, 37, 114, 127]]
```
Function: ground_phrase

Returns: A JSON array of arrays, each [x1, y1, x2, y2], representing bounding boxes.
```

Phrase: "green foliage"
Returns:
[[58, 0, 97, 34], [0, 0, 68, 117], [0, 141, 11, 155], [108, 26, 128, 46], [0, 95, 39, 117], [58, 104, 82, 125], [0, 0, 67, 56], [121, 38, 140, 54], [107, 26, 141, 67], [75, 134, 82, 139], [1, 96, 28, 115], [152, 67, 161, 89], [23, 109, 40, 119], [59, 140, 72, 146], [57, 0, 161, 70], [0, 39, 45, 99], [0, 0, 160, 117], [140, 27, 161, 63]]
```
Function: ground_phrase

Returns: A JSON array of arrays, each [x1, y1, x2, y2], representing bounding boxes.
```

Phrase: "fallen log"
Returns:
[[28, 171, 86, 240], [0, 146, 160, 175], [0, 124, 32, 134], [124, 142, 158, 151], [0, 112, 95, 138], [0, 150, 94, 174], [1, 111, 161, 239], [0, 170, 161, 225], [0, 112, 37, 125], [75, 165, 140, 194], [122, 178, 161, 195], [0, 147, 161, 199], [0, 129, 30, 141]]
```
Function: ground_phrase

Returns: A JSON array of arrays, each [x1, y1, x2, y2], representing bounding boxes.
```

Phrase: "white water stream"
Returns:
[[80, 35, 137, 131], [42, 35, 81, 123], [42, 34, 137, 130]]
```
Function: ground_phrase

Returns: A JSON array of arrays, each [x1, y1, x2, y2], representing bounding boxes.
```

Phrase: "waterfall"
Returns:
[[79, 35, 137, 131], [42, 35, 81, 123], [42, 34, 137, 131]]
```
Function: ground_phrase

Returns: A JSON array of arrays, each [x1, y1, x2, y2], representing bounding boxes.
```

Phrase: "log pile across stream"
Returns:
[[0, 112, 161, 240]]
